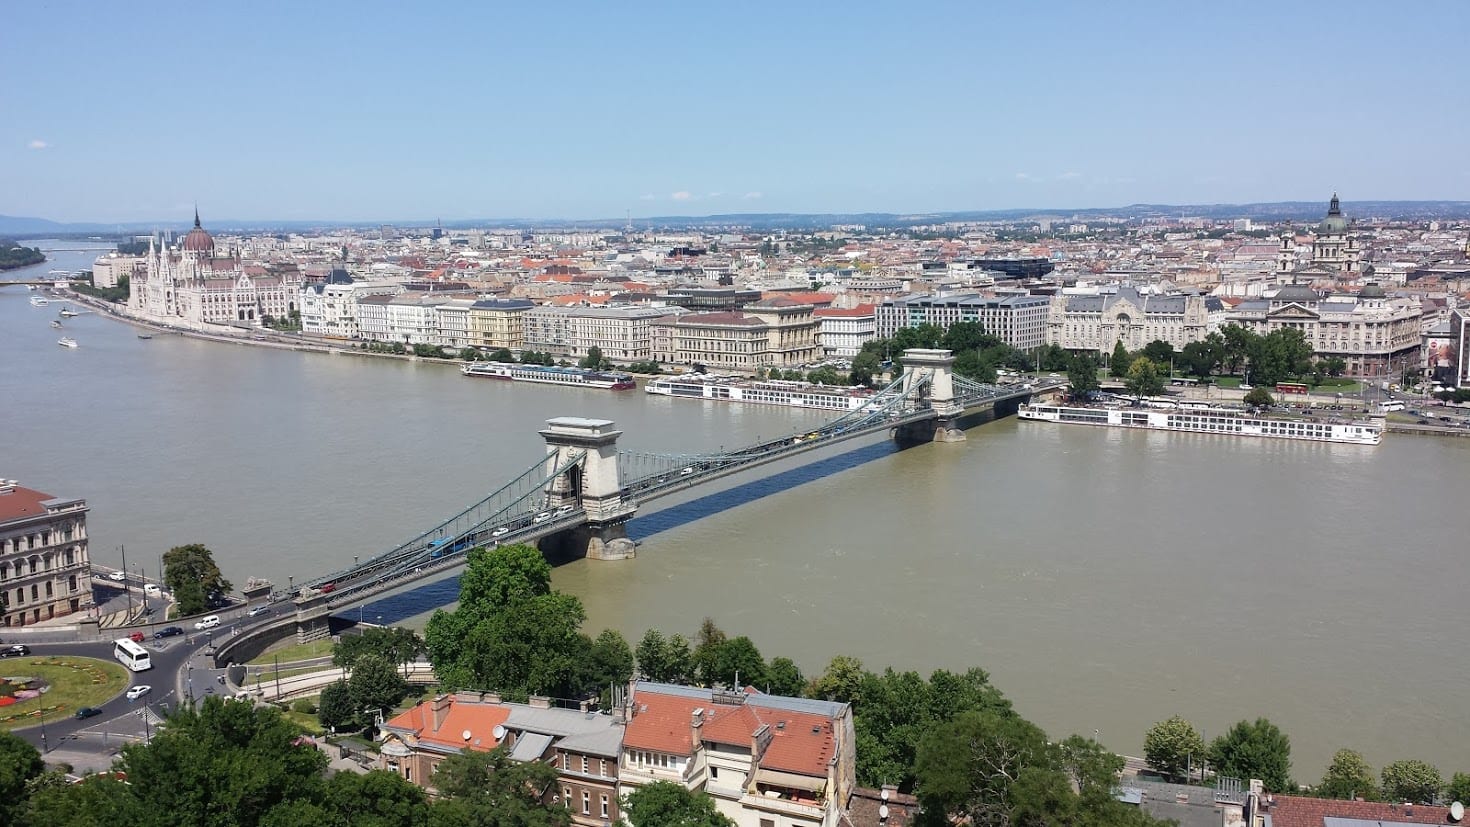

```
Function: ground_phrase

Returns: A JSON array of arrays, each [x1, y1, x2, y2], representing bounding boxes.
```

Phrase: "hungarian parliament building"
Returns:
[[128, 211, 302, 326]]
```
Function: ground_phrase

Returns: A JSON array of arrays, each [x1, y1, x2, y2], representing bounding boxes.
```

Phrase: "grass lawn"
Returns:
[[0, 656, 131, 731], [1215, 376, 1242, 388], [280, 709, 326, 735], [248, 638, 335, 666]]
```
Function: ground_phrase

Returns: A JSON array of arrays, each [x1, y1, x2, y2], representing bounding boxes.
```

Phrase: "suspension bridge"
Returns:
[[281, 349, 1065, 640]]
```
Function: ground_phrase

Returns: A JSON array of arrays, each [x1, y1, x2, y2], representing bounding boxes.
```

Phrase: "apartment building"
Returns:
[[468, 298, 533, 351], [522, 305, 673, 361], [814, 305, 876, 357], [621, 682, 855, 827], [1045, 286, 1223, 353], [299, 272, 403, 339], [434, 298, 476, 348], [0, 478, 93, 627], [651, 300, 821, 372], [876, 293, 1049, 349], [384, 293, 446, 346], [380, 692, 623, 827]]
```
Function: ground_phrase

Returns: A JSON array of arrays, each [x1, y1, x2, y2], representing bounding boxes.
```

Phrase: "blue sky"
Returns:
[[4, 1, 1467, 223]]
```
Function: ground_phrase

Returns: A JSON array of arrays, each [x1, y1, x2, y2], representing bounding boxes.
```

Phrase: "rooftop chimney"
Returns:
[[691, 707, 704, 750], [431, 694, 452, 731], [528, 695, 552, 709]]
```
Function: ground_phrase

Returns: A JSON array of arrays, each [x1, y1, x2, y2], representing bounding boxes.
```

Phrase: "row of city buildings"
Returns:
[[377, 681, 883, 827], [107, 197, 1470, 384]]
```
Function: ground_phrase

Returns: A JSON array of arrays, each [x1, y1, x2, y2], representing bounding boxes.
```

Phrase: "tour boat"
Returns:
[[1017, 402, 1382, 445], [645, 374, 876, 412], [460, 361, 636, 390], [30, 295, 50, 307], [51, 320, 63, 329], [137, 333, 154, 340], [57, 337, 78, 349], [59, 308, 80, 318]]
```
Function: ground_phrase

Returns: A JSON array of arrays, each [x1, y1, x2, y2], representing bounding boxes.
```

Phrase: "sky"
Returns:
[[3, 0, 1468, 224]]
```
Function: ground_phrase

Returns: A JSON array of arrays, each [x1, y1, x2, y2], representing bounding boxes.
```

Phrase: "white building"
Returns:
[[875, 293, 1050, 349], [385, 293, 446, 346], [434, 298, 476, 348], [814, 305, 876, 357], [1045, 286, 1224, 353], [90, 253, 145, 289], [299, 270, 404, 339], [522, 305, 673, 362]]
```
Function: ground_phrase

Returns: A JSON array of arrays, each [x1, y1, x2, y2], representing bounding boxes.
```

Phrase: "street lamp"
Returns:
[[39, 707, 47, 753]]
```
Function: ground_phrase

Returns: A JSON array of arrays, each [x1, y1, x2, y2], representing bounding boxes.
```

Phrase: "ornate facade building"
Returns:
[[0, 478, 93, 627], [1277, 194, 1363, 277], [1045, 286, 1224, 353], [1225, 283, 1422, 377], [129, 211, 303, 326]]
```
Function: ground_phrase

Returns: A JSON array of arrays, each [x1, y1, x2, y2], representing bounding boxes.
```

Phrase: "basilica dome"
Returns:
[[1317, 194, 1349, 235]]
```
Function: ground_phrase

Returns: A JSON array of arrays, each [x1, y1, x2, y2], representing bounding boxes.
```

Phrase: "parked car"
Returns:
[[194, 615, 221, 630], [125, 685, 152, 700], [0, 644, 30, 658], [154, 626, 184, 639], [128, 631, 146, 643], [75, 706, 103, 720]]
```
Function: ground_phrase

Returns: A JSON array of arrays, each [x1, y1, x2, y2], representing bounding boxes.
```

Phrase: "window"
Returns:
[[710, 766, 719, 780], [601, 794, 609, 818], [581, 756, 588, 774], [582, 791, 590, 815], [761, 820, 776, 827], [563, 788, 571, 808]]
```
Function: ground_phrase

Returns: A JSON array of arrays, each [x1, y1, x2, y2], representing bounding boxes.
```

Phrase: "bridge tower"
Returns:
[[896, 348, 966, 444], [539, 417, 638, 561]]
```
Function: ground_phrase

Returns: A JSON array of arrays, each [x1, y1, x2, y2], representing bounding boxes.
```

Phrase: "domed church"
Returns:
[[1276, 194, 1362, 277], [128, 210, 303, 326]]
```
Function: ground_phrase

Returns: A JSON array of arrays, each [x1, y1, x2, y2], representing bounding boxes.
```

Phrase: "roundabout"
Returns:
[[0, 656, 130, 731]]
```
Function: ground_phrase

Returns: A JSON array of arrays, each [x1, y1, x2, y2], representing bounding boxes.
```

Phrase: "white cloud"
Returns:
[[638, 193, 656, 201], [670, 191, 692, 201], [28, 139, 48, 150], [742, 191, 763, 200], [1015, 172, 1032, 181]]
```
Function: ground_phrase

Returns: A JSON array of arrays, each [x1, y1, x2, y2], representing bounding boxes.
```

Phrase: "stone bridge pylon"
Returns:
[[539, 417, 638, 561], [896, 348, 966, 443]]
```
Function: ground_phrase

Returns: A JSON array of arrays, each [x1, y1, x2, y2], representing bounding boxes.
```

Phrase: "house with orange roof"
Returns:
[[621, 681, 855, 827], [380, 691, 624, 826], [0, 477, 93, 627]]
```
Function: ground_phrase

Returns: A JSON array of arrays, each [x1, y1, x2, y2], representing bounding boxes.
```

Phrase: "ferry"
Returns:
[[29, 295, 50, 307], [58, 308, 80, 318], [1018, 403, 1382, 445], [460, 361, 636, 390], [57, 337, 78, 349], [645, 374, 875, 412]]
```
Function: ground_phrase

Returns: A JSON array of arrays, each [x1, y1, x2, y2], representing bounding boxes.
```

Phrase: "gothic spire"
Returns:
[[194, 205, 201, 228]]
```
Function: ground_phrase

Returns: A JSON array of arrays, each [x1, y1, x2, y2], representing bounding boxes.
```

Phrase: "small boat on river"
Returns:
[[57, 337, 78, 348]]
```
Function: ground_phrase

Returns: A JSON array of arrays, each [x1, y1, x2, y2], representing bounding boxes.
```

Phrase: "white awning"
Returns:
[[755, 768, 827, 793]]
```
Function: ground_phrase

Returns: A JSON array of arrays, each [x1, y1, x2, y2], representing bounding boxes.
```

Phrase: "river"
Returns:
[[3, 241, 1467, 778]]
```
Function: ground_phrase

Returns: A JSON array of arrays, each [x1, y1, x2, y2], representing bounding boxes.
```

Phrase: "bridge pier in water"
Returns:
[[539, 417, 639, 561], [896, 348, 967, 445]]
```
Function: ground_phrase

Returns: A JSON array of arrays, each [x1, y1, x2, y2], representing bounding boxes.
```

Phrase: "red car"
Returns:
[[319, 583, 336, 593], [128, 631, 146, 643]]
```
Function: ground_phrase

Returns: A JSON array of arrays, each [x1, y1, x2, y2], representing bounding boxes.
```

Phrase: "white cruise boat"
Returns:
[[645, 374, 876, 412], [30, 295, 50, 307], [460, 361, 636, 390], [1018, 402, 1382, 445], [57, 337, 78, 349]]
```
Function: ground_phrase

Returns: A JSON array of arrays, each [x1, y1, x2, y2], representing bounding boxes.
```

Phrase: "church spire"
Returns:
[[194, 205, 201, 228], [1327, 193, 1341, 217]]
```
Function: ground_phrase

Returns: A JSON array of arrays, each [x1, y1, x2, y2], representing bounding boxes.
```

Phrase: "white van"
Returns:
[[143, 583, 162, 598], [194, 615, 221, 630]]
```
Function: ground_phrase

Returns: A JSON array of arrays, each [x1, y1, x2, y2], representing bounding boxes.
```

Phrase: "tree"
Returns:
[[578, 346, 608, 370], [1317, 748, 1379, 801], [350, 654, 410, 724], [1220, 324, 1255, 375], [764, 657, 805, 697], [849, 351, 881, 387], [1124, 356, 1165, 397], [581, 628, 634, 701], [1067, 352, 1101, 399], [322, 770, 429, 827], [0, 731, 45, 825], [1325, 356, 1347, 377], [489, 347, 515, 362], [942, 321, 992, 354], [1110, 340, 1132, 377], [1143, 715, 1205, 781], [318, 679, 360, 732], [623, 780, 735, 827], [335, 626, 423, 674], [1446, 772, 1470, 806], [1039, 343, 1072, 372], [1181, 334, 1224, 379], [805, 366, 845, 386], [162, 543, 232, 615], [635, 628, 693, 684], [698, 635, 766, 688], [1141, 339, 1175, 368], [429, 747, 569, 827], [1209, 718, 1293, 793], [1243, 387, 1275, 408], [914, 709, 1049, 825], [808, 655, 867, 704], [1380, 759, 1442, 804]]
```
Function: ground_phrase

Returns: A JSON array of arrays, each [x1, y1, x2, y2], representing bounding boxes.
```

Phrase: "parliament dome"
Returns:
[[182, 208, 215, 253]]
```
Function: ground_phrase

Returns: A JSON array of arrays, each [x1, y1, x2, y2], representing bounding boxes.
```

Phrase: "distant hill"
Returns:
[[6, 200, 1470, 236]]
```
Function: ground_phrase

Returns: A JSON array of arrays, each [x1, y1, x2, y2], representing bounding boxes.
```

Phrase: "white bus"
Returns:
[[113, 638, 152, 672], [1380, 401, 1406, 412]]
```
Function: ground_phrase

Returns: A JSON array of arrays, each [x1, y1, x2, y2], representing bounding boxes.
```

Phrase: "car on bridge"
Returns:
[[491, 527, 510, 538], [107, 570, 128, 582], [533, 511, 552, 524], [555, 505, 574, 517], [247, 606, 271, 618]]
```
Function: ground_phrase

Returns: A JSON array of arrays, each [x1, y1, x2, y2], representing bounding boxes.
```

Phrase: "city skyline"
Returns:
[[5, 0, 1468, 223]]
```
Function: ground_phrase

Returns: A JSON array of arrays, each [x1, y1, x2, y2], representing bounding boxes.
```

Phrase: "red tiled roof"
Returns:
[[623, 692, 703, 755], [624, 690, 834, 778], [384, 697, 510, 753], [0, 484, 54, 523], [814, 304, 875, 318], [1266, 795, 1459, 827]]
